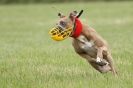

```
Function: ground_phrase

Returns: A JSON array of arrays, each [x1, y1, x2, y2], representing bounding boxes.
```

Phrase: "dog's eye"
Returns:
[[60, 21, 66, 27]]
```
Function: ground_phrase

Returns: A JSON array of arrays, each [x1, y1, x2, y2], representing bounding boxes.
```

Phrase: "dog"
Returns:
[[50, 10, 117, 75]]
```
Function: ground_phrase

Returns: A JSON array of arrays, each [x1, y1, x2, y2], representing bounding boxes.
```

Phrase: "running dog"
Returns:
[[50, 10, 117, 75]]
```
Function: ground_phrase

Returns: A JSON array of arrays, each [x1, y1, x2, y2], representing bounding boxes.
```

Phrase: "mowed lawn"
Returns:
[[0, 2, 133, 88]]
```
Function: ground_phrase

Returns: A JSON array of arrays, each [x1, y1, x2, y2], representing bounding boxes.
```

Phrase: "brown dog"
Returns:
[[51, 10, 117, 75]]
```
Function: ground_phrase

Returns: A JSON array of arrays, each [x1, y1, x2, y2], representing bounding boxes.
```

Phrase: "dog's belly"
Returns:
[[72, 35, 97, 58]]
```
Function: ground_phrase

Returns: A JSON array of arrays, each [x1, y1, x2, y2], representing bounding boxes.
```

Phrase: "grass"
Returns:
[[0, 1, 133, 88]]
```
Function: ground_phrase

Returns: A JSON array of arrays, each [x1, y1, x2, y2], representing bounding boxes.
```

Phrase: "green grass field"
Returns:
[[0, 2, 133, 88]]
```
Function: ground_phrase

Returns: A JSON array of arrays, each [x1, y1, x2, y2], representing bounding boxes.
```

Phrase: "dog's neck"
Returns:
[[71, 18, 83, 38]]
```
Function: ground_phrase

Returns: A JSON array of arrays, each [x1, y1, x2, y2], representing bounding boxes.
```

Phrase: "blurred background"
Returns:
[[0, 0, 133, 88], [0, 0, 133, 4]]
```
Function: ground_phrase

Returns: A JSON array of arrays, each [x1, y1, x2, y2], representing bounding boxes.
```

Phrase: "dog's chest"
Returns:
[[73, 35, 97, 55], [77, 35, 93, 47]]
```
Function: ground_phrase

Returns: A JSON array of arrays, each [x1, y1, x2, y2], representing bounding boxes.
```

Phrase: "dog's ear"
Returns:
[[69, 11, 77, 21], [58, 13, 65, 18]]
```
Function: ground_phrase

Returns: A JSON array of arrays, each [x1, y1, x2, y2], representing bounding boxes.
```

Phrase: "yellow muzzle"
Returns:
[[49, 27, 73, 41]]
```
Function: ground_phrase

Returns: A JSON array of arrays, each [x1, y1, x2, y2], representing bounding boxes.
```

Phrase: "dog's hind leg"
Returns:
[[89, 61, 111, 73], [77, 53, 97, 63], [77, 53, 111, 73], [106, 53, 117, 75]]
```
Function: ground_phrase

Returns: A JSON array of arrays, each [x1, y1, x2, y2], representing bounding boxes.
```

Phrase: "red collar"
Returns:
[[71, 18, 82, 38]]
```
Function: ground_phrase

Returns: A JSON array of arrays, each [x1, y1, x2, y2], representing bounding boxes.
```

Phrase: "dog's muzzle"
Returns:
[[49, 26, 73, 41]]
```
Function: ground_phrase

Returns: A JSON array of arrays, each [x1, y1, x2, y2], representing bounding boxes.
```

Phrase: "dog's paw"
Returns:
[[96, 57, 102, 62], [96, 57, 108, 66], [96, 61, 107, 66]]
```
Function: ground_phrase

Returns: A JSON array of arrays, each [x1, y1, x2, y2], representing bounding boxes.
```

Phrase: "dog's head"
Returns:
[[49, 10, 83, 41], [56, 11, 78, 29]]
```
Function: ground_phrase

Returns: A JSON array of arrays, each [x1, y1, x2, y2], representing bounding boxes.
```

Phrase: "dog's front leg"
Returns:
[[78, 52, 107, 66], [96, 47, 108, 66], [77, 53, 111, 73], [96, 47, 103, 62]]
